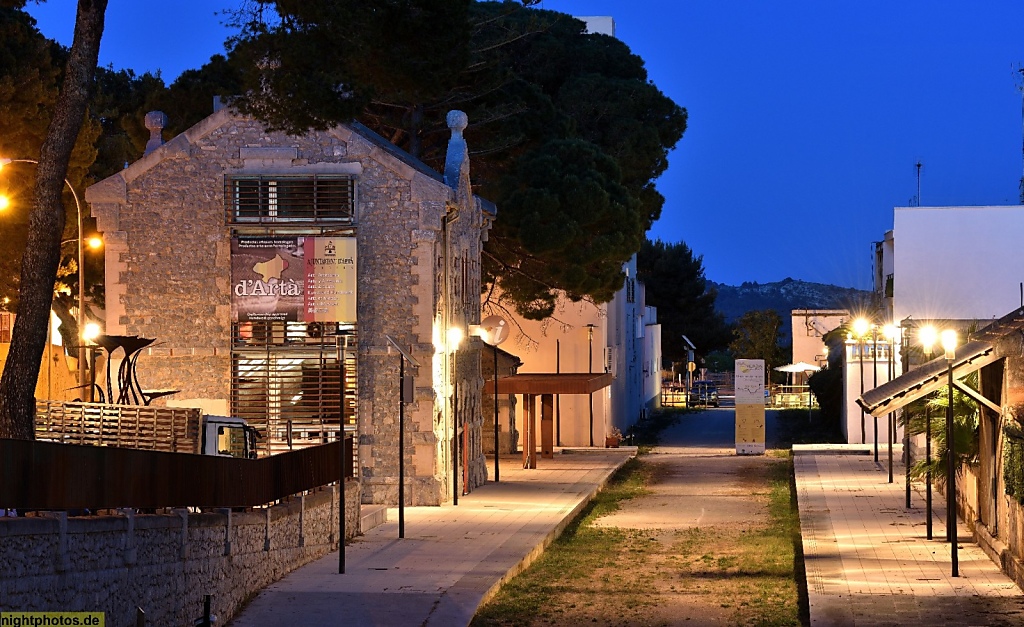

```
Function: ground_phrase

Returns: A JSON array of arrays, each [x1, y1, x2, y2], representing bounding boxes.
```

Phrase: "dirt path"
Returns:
[[589, 446, 799, 626], [474, 410, 802, 627]]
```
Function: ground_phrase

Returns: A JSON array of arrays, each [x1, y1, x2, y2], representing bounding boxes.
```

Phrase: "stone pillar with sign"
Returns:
[[735, 359, 766, 455]]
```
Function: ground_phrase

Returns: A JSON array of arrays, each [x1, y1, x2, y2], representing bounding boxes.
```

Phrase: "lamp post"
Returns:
[[871, 324, 879, 463], [853, 318, 870, 444], [385, 335, 419, 540], [919, 325, 937, 540], [0, 158, 92, 398], [586, 323, 596, 447], [882, 324, 897, 484], [941, 329, 958, 577]]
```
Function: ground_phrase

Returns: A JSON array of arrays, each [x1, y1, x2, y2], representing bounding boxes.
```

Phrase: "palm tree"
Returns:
[[901, 370, 980, 486]]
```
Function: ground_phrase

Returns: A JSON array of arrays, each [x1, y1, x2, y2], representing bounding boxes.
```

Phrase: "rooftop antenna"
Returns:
[[1014, 64, 1024, 203], [915, 160, 922, 206]]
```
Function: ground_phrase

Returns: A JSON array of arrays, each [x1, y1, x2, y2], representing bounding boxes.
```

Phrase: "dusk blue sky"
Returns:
[[27, 1, 1024, 290]]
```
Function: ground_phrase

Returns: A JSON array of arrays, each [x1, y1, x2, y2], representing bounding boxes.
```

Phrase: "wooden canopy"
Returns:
[[483, 372, 614, 395]]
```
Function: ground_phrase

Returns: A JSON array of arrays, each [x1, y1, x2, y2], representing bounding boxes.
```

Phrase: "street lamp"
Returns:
[[853, 318, 870, 444], [385, 334, 419, 540], [882, 324, 898, 484], [941, 328, 958, 577], [586, 323, 596, 447], [919, 325, 937, 540], [0, 157, 95, 400], [871, 323, 879, 463]]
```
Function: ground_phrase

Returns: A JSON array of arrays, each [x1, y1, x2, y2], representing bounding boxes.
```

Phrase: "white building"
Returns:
[[492, 254, 661, 447], [889, 205, 1024, 323], [791, 309, 848, 369], [853, 204, 1024, 445], [577, 16, 615, 36], [607, 257, 661, 430], [842, 336, 900, 445]]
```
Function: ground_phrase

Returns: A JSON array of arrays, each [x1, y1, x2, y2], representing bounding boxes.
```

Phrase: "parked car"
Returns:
[[688, 380, 720, 407]]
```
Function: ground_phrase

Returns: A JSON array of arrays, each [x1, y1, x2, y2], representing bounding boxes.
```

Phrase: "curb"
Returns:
[[457, 451, 637, 622]]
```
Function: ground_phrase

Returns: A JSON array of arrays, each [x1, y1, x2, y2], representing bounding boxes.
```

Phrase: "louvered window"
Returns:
[[226, 175, 355, 224], [230, 321, 357, 461]]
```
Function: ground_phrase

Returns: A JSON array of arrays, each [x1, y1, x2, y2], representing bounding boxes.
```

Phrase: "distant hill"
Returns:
[[710, 278, 872, 341]]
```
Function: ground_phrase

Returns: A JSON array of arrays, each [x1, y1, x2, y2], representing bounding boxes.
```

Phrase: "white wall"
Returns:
[[493, 256, 660, 446], [893, 206, 1024, 321], [643, 316, 662, 410], [579, 16, 615, 36], [607, 257, 656, 431], [792, 309, 848, 369], [843, 340, 903, 444], [498, 296, 610, 448]]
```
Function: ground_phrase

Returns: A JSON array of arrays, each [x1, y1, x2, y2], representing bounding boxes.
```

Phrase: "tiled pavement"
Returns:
[[229, 443, 1024, 626], [228, 449, 635, 626], [795, 448, 1024, 626]]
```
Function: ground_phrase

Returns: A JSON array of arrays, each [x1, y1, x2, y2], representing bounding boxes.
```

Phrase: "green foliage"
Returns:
[[161, 55, 242, 135], [0, 5, 101, 320], [495, 138, 640, 315], [226, 0, 687, 319], [807, 365, 843, 430], [901, 372, 980, 483], [229, 0, 471, 135], [775, 407, 845, 447], [703, 350, 735, 373], [729, 309, 787, 376], [1003, 419, 1024, 503], [89, 66, 167, 180], [637, 238, 731, 361]]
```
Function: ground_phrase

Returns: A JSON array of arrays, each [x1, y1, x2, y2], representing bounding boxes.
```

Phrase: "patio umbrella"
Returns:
[[774, 362, 822, 388], [774, 362, 821, 373], [775, 362, 822, 416]]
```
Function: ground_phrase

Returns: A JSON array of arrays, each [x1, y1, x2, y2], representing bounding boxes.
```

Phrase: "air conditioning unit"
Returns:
[[603, 347, 617, 377]]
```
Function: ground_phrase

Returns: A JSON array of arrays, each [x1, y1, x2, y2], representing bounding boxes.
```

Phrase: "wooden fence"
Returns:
[[35, 400, 202, 453], [0, 436, 353, 511]]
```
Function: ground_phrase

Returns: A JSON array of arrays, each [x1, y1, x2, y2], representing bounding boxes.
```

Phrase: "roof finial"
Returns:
[[144, 111, 168, 156], [444, 111, 470, 192]]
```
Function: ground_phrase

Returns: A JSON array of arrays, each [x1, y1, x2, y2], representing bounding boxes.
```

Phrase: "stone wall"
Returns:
[[87, 109, 493, 507], [0, 480, 359, 626], [968, 334, 1024, 591]]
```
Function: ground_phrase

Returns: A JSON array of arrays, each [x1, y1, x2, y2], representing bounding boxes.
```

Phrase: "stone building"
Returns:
[[85, 106, 493, 506]]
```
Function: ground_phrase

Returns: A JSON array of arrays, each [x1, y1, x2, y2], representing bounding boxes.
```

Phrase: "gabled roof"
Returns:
[[348, 120, 443, 183], [87, 108, 450, 203], [856, 306, 1024, 417]]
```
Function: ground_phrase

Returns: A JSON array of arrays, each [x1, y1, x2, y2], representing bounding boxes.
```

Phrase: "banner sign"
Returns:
[[735, 359, 766, 455], [231, 236, 356, 323]]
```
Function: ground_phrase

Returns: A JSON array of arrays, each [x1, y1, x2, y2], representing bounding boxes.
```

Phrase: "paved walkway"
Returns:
[[795, 447, 1024, 626], [228, 449, 634, 627], [229, 439, 1024, 626]]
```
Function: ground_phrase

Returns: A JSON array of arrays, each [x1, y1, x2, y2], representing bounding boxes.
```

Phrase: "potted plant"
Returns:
[[605, 426, 622, 448]]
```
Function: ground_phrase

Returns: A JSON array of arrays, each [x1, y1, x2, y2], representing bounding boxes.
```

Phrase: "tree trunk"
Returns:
[[0, 0, 107, 439]]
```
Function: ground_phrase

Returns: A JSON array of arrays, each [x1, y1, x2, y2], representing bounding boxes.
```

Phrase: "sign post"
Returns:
[[735, 359, 766, 455]]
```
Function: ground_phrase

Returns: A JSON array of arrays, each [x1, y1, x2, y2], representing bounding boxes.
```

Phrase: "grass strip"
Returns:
[[471, 457, 652, 626]]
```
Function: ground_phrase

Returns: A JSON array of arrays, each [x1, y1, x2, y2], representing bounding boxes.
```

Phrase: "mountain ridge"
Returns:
[[710, 278, 872, 341]]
